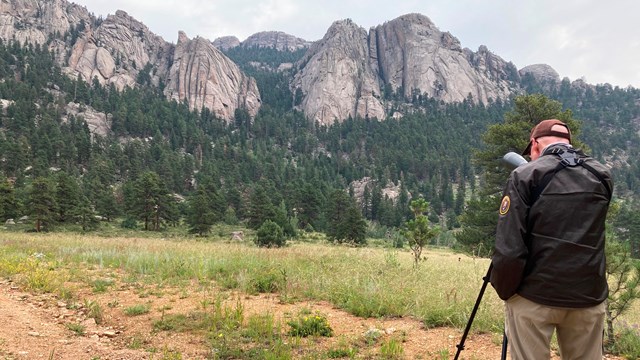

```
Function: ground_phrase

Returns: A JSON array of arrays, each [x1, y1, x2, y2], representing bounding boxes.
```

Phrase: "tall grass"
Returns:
[[0, 232, 505, 332]]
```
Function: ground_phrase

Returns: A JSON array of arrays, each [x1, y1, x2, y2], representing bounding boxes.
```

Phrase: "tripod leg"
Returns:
[[501, 332, 508, 360], [454, 264, 493, 360]]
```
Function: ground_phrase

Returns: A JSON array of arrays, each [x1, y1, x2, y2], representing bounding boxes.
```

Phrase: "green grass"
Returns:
[[84, 299, 104, 324], [379, 337, 404, 359], [65, 322, 85, 336], [1, 229, 639, 355], [0, 231, 515, 333], [91, 278, 114, 293], [124, 303, 151, 316]]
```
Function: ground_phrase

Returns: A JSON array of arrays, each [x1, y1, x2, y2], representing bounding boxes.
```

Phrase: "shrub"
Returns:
[[287, 312, 333, 337], [609, 327, 640, 359], [254, 220, 285, 248], [249, 267, 285, 294], [120, 217, 138, 229]]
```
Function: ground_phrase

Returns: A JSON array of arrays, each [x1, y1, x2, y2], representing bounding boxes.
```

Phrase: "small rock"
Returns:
[[82, 318, 97, 327], [102, 330, 117, 338], [57, 301, 67, 307], [28, 331, 40, 337], [385, 327, 396, 335]]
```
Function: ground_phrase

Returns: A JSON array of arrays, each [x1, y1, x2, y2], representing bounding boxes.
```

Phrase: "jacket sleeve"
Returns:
[[490, 171, 530, 300]]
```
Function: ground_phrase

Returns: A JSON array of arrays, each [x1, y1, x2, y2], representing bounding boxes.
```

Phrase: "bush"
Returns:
[[248, 267, 285, 294], [121, 217, 138, 229], [254, 220, 285, 248], [287, 312, 333, 337], [609, 327, 640, 359]]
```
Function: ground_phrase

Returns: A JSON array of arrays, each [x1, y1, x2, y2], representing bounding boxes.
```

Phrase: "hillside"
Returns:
[[0, 0, 638, 253]]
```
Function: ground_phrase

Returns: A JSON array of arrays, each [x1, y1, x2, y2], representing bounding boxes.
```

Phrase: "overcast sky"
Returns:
[[72, 0, 640, 88]]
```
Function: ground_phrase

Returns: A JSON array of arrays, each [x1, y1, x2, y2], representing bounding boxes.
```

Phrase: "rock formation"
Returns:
[[212, 36, 241, 51], [242, 31, 311, 51], [65, 102, 111, 138], [291, 20, 386, 125], [0, 0, 91, 45], [519, 64, 560, 83], [0, 0, 261, 122], [164, 32, 261, 120], [294, 13, 520, 124], [372, 14, 515, 103]]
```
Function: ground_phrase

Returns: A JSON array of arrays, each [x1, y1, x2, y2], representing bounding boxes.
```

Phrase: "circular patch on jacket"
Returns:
[[499, 195, 511, 215]]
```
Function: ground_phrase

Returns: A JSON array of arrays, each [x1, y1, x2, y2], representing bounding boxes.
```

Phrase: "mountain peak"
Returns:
[[242, 31, 310, 51]]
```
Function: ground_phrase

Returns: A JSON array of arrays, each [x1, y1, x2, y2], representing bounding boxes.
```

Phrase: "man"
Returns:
[[491, 119, 613, 359]]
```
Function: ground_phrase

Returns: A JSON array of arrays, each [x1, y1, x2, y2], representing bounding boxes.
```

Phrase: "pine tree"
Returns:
[[186, 187, 216, 236], [126, 171, 176, 231], [604, 231, 640, 348], [254, 220, 285, 248], [28, 176, 56, 232], [403, 199, 439, 267], [456, 94, 580, 254], [55, 171, 80, 223], [326, 190, 367, 244], [73, 193, 99, 231], [95, 187, 120, 221], [247, 185, 277, 230], [0, 177, 18, 221], [295, 182, 323, 231]]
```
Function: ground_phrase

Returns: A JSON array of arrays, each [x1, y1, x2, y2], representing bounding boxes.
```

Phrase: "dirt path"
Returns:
[[0, 278, 622, 359]]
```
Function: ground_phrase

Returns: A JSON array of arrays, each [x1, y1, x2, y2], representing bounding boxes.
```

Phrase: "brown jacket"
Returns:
[[490, 144, 613, 307]]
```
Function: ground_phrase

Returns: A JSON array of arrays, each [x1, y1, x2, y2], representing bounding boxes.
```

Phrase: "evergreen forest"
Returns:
[[1, 40, 640, 256]]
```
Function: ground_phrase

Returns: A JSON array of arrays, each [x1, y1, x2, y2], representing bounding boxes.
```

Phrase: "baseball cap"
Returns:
[[522, 119, 572, 155]]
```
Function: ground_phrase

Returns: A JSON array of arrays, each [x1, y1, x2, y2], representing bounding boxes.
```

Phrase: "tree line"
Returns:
[[0, 40, 639, 256]]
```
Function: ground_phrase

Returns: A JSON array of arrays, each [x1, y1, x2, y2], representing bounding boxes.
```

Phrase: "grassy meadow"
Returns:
[[0, 227, 638, 358]]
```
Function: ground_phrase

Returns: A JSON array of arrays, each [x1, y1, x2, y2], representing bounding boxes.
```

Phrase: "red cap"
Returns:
[[522, 119, 572, 155]]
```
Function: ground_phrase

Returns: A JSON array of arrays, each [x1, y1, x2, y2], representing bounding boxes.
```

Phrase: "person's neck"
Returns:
[[542, 142, 572, 154]]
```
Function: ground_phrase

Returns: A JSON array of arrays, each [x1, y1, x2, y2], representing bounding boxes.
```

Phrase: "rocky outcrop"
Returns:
[[519, 64, 560, 83], [242, 31, 311, 51], [0, 1, 261, 122], [291, 20, 385, 125], [91, 11, 173, 85], [294, 13, 518, 124], [0, 0, 91, 45], [212, 36, 241, 51], [371, 13, 514, 104], [65, 10, 174, 90], [350, 177, 404, 204], [65, 102, 111, 138], [164, 32, 261, 120], [214, 31, 311, 52]]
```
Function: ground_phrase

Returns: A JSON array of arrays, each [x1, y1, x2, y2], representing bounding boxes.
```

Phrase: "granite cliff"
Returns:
[[291, 19, 385, 124], [293, 14, 521, 125], [0, 0, 261, 122], [165, 32, 261, 120], [213, 31, 310, 51], [3, 1, 566, 126]]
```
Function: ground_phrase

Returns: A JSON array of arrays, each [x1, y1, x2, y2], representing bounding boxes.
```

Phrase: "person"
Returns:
[[490, 119, 613, 359]]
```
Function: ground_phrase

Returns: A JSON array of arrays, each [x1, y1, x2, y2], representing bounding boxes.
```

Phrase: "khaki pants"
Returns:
[[505, 295, 605, 360]]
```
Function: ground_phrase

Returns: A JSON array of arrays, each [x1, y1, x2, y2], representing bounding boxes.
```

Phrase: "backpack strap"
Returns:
[[580, 162, 612, 199], [530, 147, 611, 205]]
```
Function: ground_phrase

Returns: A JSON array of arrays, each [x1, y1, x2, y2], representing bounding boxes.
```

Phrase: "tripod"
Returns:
[[453, 263, 507, 360], [453, 152, 525, 359]]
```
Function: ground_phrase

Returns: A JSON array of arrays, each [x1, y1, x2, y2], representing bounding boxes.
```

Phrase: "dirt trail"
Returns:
[[0, 279, 622, 359]]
